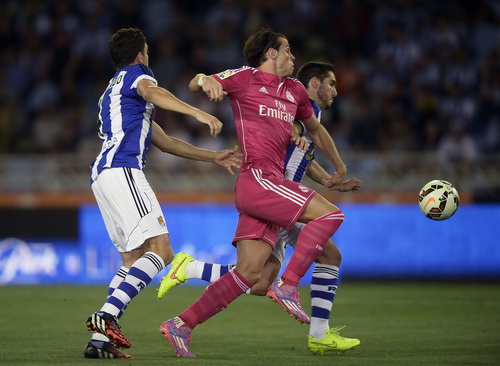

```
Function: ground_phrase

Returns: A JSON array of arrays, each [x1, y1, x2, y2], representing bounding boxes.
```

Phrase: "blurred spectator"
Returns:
[[440, 84, 477, 126], [0, 95, 17, 152], [31, 103, 64, 153], [375, 21, 422, 80], [420, 118, 442, 152], [444, 49, 478, 92], [150, 30, 183, 88], [206, 22, 245, 70], [437, 123, 479, 164]]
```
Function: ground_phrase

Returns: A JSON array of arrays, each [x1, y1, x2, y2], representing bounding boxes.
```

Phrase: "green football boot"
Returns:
[[157, 252, 194, 299], [308, 326, 360, 355]]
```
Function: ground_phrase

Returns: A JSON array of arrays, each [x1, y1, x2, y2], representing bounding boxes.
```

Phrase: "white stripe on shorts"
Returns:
[[251, 168, 307, 206]]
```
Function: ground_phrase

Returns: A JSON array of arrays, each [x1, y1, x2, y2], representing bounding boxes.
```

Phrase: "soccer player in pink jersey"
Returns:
[[158, 61, 362, 355], [160, 27, 348, 358]]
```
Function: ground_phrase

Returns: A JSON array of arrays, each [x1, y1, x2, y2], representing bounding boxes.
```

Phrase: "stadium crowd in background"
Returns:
[[0, 0, 498, 163]]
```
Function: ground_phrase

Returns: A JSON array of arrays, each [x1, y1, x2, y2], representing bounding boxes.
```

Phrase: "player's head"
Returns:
[[243, 27, 294, 77], [296, 61, 337, 110], [109, 28, 149, 70]]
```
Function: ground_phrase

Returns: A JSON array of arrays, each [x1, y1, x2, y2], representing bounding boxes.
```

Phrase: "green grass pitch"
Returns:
[[0, 282, 499, 365]]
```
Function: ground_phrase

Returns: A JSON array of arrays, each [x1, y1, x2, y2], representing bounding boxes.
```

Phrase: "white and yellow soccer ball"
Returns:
[[418, 180, 460, 220]]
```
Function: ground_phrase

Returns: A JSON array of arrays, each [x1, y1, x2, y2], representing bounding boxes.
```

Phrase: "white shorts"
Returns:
[[271, 222, 306, 263], [91, 167, 169, 253]]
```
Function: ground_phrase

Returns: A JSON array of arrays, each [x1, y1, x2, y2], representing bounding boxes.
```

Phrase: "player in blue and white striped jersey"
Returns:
[[158, 62, 362, 355], [84, 28, 241, 359]]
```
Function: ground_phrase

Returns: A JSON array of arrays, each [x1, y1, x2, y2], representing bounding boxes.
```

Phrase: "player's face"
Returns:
[[275, 37, 295, 78], [316, 71, 337, 110]]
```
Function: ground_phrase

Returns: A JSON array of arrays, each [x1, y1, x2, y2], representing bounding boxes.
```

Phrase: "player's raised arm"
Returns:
[[302, 114, 346, 187], [150, 121, 241, 174], [289, 120, 308, 152], [306, 160, 362, 192], [189, 73, 227, 103], [305, 160, 331, 185], [137, 78, 222, 136]]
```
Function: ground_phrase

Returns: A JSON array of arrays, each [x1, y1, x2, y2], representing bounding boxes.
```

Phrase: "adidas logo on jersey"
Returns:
[[259, 87, 268, 93]]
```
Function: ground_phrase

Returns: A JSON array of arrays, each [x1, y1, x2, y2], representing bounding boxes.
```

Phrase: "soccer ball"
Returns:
[[418, 180, 460, 220]]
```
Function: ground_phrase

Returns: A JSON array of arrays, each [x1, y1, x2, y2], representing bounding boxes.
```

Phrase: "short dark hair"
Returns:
[[296, 61, 335, 88], [109, 28, 146, 70], [243, 27, 286, 67]]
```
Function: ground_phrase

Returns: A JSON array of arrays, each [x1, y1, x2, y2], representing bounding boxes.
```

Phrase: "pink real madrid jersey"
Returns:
[[212, 66, 313, 178]]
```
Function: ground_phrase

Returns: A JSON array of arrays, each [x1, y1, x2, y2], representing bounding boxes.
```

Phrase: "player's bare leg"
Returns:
[[161, 239, 269, 357], [270, 194, 344, 323], [251, 254, 281, 296]]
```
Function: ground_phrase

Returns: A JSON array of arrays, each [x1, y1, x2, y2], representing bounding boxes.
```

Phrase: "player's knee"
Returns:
[[324, 209, 344, 231], [331, 208, 344, 222]]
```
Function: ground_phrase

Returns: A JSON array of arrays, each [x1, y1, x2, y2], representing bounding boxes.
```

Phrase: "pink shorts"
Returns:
[[233, 168, 316, 246]]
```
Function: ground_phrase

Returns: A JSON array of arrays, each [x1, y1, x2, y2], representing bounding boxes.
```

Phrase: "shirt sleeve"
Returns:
[[127, 66, 158, 98], [131, 74, 157, 89], [212, 66, 250, 95], [295, 83, 314, 121]]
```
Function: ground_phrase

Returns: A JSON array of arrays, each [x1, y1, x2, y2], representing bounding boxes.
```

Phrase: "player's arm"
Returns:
[[306, 161, 362, 192], [150, 121, 241, 175], [189, 73, 227, 103], [137, 78, 222, 136], [290, 120, 307, 152], [305, 160, 331, 185], [302, 115, 346, 187]]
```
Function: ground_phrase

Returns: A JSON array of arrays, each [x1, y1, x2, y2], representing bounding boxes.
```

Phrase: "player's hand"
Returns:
[[213, 145, 242, 175], [201, 76, 228, 102], [322, 177, 362, 192], [324, 167, 347, 190], [290, 136, 308, 152], [194, 110, 223, 136]]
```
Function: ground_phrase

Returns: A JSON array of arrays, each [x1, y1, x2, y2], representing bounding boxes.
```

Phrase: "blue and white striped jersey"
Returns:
[[90, 64, 157, 182], [283, 99, 322, 182]]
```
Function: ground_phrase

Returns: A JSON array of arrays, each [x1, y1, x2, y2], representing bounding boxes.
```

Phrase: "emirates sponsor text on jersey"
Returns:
[[258, 100, 295, 123]]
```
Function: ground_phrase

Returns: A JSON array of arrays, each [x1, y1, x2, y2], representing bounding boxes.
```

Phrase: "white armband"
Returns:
[[197, 76, 205, 87]]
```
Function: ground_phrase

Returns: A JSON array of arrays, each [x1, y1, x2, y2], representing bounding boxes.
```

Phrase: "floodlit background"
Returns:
[[0, 0, 499, 284]]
